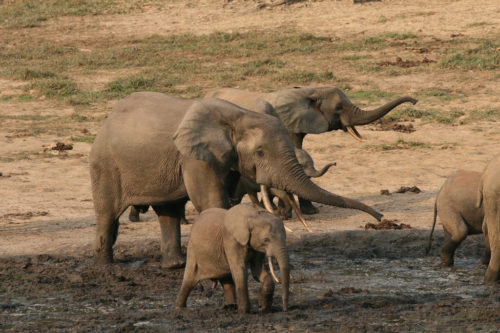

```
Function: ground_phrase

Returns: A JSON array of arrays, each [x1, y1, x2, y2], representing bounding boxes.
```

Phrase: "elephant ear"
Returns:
[[173, 98, 244, 178], [272, 87, 329, 134], [223, 204, 265, 246], [254, 98, 279, 119]]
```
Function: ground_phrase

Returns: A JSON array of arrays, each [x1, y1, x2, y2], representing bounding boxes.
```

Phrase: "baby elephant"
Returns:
[[426, 170, 490, 266], [176, 204, 290, 314]]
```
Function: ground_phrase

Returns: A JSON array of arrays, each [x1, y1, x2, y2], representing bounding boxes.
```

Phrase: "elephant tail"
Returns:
[[425, 196, 438, 256]]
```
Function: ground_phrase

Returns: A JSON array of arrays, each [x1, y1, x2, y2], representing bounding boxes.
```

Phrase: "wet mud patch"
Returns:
[[364, 219, 412, 230], [1, 230, 497, 331]]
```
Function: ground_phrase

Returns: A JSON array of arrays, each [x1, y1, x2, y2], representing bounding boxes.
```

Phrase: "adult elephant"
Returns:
[[477, 156, 500, 285], [206, 86, 417, 213], [90, 92, 383, 269]]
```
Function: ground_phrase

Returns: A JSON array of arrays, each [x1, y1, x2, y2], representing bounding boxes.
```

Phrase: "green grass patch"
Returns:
[[28, 78, 80, 99], [386, 107, 465, 124], [71, 134, 96, 143], [0, 0, 126, 28], [465, 21, 493, 28], [272, 70, 334, 84], [416, 88, 463, 101], [348, 90, 395, 102], [440, 39, 500, 70], [464, 109, 500, 123]]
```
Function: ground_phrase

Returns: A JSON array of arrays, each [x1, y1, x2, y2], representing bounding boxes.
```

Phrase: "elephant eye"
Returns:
[[263, 237, 270, 243], [256, 149, 264, 157]]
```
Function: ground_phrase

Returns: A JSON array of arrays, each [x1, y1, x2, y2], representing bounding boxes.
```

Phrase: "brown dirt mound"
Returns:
[[373, 118, 416, 133], [364, 219, 412, 230], [378, 57, 435, 68]]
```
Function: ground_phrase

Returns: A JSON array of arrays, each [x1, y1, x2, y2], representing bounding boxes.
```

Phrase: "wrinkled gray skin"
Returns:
[[128, 147, 335, 222], [477, 156, 500, 285], [231, 147, 335, 219], [426, 170, 490, 266], [206, 86, 417, 213], [90, 92, 382, 269], [176, 204, 289, 314]]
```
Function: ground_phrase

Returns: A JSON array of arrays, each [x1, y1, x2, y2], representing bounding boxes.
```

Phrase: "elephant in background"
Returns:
[[176, 204, 289, 314], [426, 170, 489, 266], [90, 92, 383, 268], [206, 86, 417, 213], [477, 156, 500, 285]]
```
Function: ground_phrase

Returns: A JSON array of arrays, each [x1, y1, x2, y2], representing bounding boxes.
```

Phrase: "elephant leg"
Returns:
[[225, 244, 250, 314], [175, 258, 197, 308], [152, 201, 187, 269], [483, 209, 500, 285], [220, 276, 237, 308], [481, 224, 491, 265], [95, 214, 120, 264], [439, 210, 468, 267], [298, 197, 319, 215], [182, 158, 230, 211], [250, 253, 274, 312], [440, 229, 466, 267], [129, 205, 150, 222]]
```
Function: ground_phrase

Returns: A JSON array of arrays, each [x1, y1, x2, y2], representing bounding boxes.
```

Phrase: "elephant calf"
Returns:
[[176, 204, 289, 314], [427, 170, 490, 266]]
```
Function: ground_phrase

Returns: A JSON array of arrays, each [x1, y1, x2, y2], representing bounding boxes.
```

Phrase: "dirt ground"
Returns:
[[1, 0, 500, 331]]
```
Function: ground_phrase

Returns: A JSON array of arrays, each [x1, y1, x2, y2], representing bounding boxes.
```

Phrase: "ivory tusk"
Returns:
[[260, 184, 276, 214], [347, 126, 364, 142], [268, 256, 280, 284], [284, 225, 293, 233], [286, 193, 313, 232]]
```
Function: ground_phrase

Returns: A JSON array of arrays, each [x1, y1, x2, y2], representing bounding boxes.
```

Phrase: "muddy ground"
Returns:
[[1, 0, 500, 331]]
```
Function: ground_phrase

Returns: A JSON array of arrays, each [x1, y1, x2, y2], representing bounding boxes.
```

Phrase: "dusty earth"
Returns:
[[1, 0, 500, 331]]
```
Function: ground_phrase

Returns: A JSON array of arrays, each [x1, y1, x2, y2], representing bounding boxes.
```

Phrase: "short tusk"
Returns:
[[347, 126, 364, 142], [286, 193, 313, 232], [268, 256, 280, 284], [260, 184, 276, 214]]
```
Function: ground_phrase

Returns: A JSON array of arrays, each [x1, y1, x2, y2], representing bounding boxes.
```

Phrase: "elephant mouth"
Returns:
[[259, 184, 312, 233], [345, 126, 364, 142]]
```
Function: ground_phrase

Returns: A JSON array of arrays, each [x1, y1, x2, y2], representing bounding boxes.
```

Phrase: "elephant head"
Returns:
[[271, 86, 418, 142], [223, 204, 289, 311], [174, 98, 383, 221]]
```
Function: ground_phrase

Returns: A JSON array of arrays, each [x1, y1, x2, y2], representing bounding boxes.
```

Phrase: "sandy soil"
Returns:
[[1, 0, 499, 331]]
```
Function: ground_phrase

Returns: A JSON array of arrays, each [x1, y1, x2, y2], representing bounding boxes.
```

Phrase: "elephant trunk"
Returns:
[[275, 161, 383, 221], [271, 246, 289, 312], [306, 162, 336, 178], [347, 97, 418, 126]]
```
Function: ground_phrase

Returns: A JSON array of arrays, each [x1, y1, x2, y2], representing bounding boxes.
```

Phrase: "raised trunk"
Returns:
[[348, 97, 418, 126], [306, 162, 336, 178], [276, 163, 383, 221]]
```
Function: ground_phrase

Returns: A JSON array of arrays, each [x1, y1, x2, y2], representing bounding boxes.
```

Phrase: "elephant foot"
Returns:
[[161, 254, 186, 269], [299, 200, 319, 215], [223, 304, 238, 311], [481, 254, 491, 265], [94, 251, 113, 265], [439, 253, 454, 267], [484, 268, 499, 285]]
